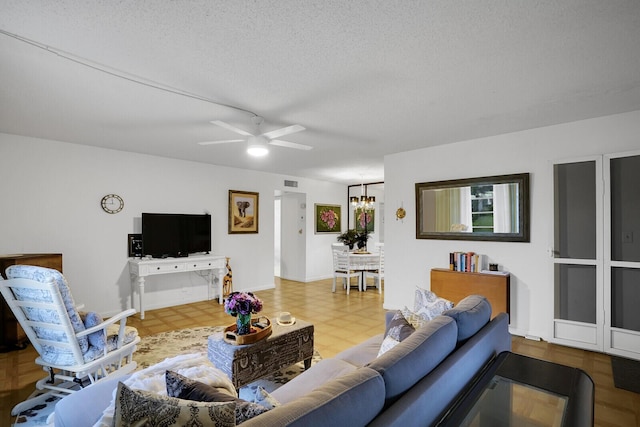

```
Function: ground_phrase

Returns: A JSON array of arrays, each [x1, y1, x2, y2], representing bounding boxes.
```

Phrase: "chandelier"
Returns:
[[350, 181, 375, 211]]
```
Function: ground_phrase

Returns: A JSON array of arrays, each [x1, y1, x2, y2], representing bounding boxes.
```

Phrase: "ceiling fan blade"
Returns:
[[198, 139, 244, 146], [262, 124, 305, 140], [210, 120, 253, 137], [269, 139, 313, 151]]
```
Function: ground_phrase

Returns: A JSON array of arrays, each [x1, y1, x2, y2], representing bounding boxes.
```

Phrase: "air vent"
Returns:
[[284, 180, 298, 188]]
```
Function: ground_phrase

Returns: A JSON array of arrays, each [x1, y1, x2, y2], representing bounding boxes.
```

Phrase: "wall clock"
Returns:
[[101, 194, 124, 214]]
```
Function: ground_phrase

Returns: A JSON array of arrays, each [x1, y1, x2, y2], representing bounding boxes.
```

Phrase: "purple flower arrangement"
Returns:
[[224, 291, 263, 317]]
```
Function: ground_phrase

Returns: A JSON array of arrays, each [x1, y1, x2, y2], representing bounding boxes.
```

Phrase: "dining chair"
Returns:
[[331, 243, 348, 252], [332, 248, 361, 294], [364, 243, 384, 294]]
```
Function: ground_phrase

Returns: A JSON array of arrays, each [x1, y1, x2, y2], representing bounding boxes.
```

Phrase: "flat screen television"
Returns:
[[142, 213, 211, 258]]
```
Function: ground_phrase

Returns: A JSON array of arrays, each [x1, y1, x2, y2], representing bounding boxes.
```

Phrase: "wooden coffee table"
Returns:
[[207, 318, 314, 390]]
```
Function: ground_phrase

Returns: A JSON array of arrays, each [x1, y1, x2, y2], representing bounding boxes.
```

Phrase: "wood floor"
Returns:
[[2, 277, 639, 426]]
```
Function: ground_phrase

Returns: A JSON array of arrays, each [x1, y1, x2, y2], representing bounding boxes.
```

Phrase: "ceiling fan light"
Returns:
[[247, 136, 269, 157]]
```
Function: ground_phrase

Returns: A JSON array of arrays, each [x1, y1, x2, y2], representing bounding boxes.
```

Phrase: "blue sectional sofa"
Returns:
[[55, 295, 511, 426]]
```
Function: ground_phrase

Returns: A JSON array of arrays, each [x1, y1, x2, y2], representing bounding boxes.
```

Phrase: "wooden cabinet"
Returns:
[[430, 268, 510, 320], [0, 253, 63, 352]]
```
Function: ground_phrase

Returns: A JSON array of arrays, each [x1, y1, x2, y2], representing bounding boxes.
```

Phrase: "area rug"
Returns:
[[611, 355, 640, 394], [14, 326, 321, 426]]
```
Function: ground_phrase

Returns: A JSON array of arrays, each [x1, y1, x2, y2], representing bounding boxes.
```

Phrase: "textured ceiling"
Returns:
[[1, 1, 640, 184]]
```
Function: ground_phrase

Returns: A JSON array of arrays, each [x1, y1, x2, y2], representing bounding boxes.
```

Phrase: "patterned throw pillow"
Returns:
[[166, 370, 270, 424], [114, 382, 235, 427], [414, 287, 454, 320], [401, 306, 430, 329], [378, 310, 415, 357]]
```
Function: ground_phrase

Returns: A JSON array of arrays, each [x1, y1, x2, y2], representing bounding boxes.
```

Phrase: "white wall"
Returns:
[[0, 133, 345, 316], [384, 110, 640, 340]]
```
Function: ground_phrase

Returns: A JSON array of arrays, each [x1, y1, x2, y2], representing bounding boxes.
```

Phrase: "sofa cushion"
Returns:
[[414, 287, 454, 320], [366, 315, 457, 406], [241, 367, 385, 427], [271, 358, 357, 404], [443, 294, 492, 342], [334, 333, 383, 367], [114, 382, 236, 427], [378, 311, 415, 356], [166, 370, 270, 424]]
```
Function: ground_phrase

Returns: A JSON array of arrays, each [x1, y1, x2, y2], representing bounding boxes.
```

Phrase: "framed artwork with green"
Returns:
[[315, 204, 341, 233], [354, 208, 375, 233]]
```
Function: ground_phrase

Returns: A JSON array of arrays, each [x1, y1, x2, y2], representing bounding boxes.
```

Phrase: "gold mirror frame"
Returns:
[[415, 173, 530, 242]]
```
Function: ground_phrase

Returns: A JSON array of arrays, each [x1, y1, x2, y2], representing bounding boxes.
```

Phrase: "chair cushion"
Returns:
[[443, 294, 492, 342], [6, 265, 89, 360], [82, 325, 138, 362]]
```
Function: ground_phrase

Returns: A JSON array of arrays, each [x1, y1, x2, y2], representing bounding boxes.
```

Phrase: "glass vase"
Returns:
[[236, 313, 252, 335]]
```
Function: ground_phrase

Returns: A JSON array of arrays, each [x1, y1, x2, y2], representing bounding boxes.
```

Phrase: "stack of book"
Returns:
[[449, 252, 484, 272]]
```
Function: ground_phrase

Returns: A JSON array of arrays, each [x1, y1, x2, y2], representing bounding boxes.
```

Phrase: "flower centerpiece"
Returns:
[[224, 291, 263, 335]]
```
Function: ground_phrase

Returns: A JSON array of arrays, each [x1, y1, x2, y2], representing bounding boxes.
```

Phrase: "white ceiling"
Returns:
[[2, 1, 640, 185]]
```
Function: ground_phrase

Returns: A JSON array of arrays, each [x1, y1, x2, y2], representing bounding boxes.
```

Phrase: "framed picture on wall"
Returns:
[[229, 190, 259, 234], [128, 234, 143, 257], [315, 204, 342, 234], [354, 208, 375, 233]]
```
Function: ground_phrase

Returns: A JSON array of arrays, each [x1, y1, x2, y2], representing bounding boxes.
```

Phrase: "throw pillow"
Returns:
[[414, 287, 454, 320], [377, 310, 415, 357], [81, 311, 106, 350], [166, 370, 270, 424], [254, 386, 281, 410], [401, 306, 430, 329], [114, 382, 235, 427]]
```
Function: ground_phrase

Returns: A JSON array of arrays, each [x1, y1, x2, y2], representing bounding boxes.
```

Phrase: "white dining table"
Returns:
[[348, 251, 381, 290]]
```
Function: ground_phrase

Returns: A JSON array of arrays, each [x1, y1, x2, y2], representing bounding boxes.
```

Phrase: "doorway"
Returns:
[[552, 151, 640, 360], [275, 191, 307, 281]]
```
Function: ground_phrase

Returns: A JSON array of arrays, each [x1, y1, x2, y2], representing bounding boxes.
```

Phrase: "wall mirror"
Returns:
[[415, 173, 530, 242]]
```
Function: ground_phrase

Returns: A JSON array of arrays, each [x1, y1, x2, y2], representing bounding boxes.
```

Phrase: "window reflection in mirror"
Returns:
[[416, 173, 529, 242]]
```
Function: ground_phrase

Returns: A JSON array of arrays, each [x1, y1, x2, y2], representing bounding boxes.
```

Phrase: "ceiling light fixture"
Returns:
[[246, 136, 269, 157], [350, 179, 375, 210]]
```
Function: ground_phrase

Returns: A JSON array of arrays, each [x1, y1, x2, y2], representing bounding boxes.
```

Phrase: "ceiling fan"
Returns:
[[198, 116, 312, 156]]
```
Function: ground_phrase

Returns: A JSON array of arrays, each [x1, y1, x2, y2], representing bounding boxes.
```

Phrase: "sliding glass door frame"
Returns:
[[604, 150, 640, 360], [550, 155, 604, 352]]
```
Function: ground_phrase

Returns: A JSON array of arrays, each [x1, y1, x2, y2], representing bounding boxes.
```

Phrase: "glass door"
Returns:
[[551, 157, 603, 352], [605, 152, 640, 359]]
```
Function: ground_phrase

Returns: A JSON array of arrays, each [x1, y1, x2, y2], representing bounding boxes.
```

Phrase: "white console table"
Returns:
[[128, 254, 226, 319]]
